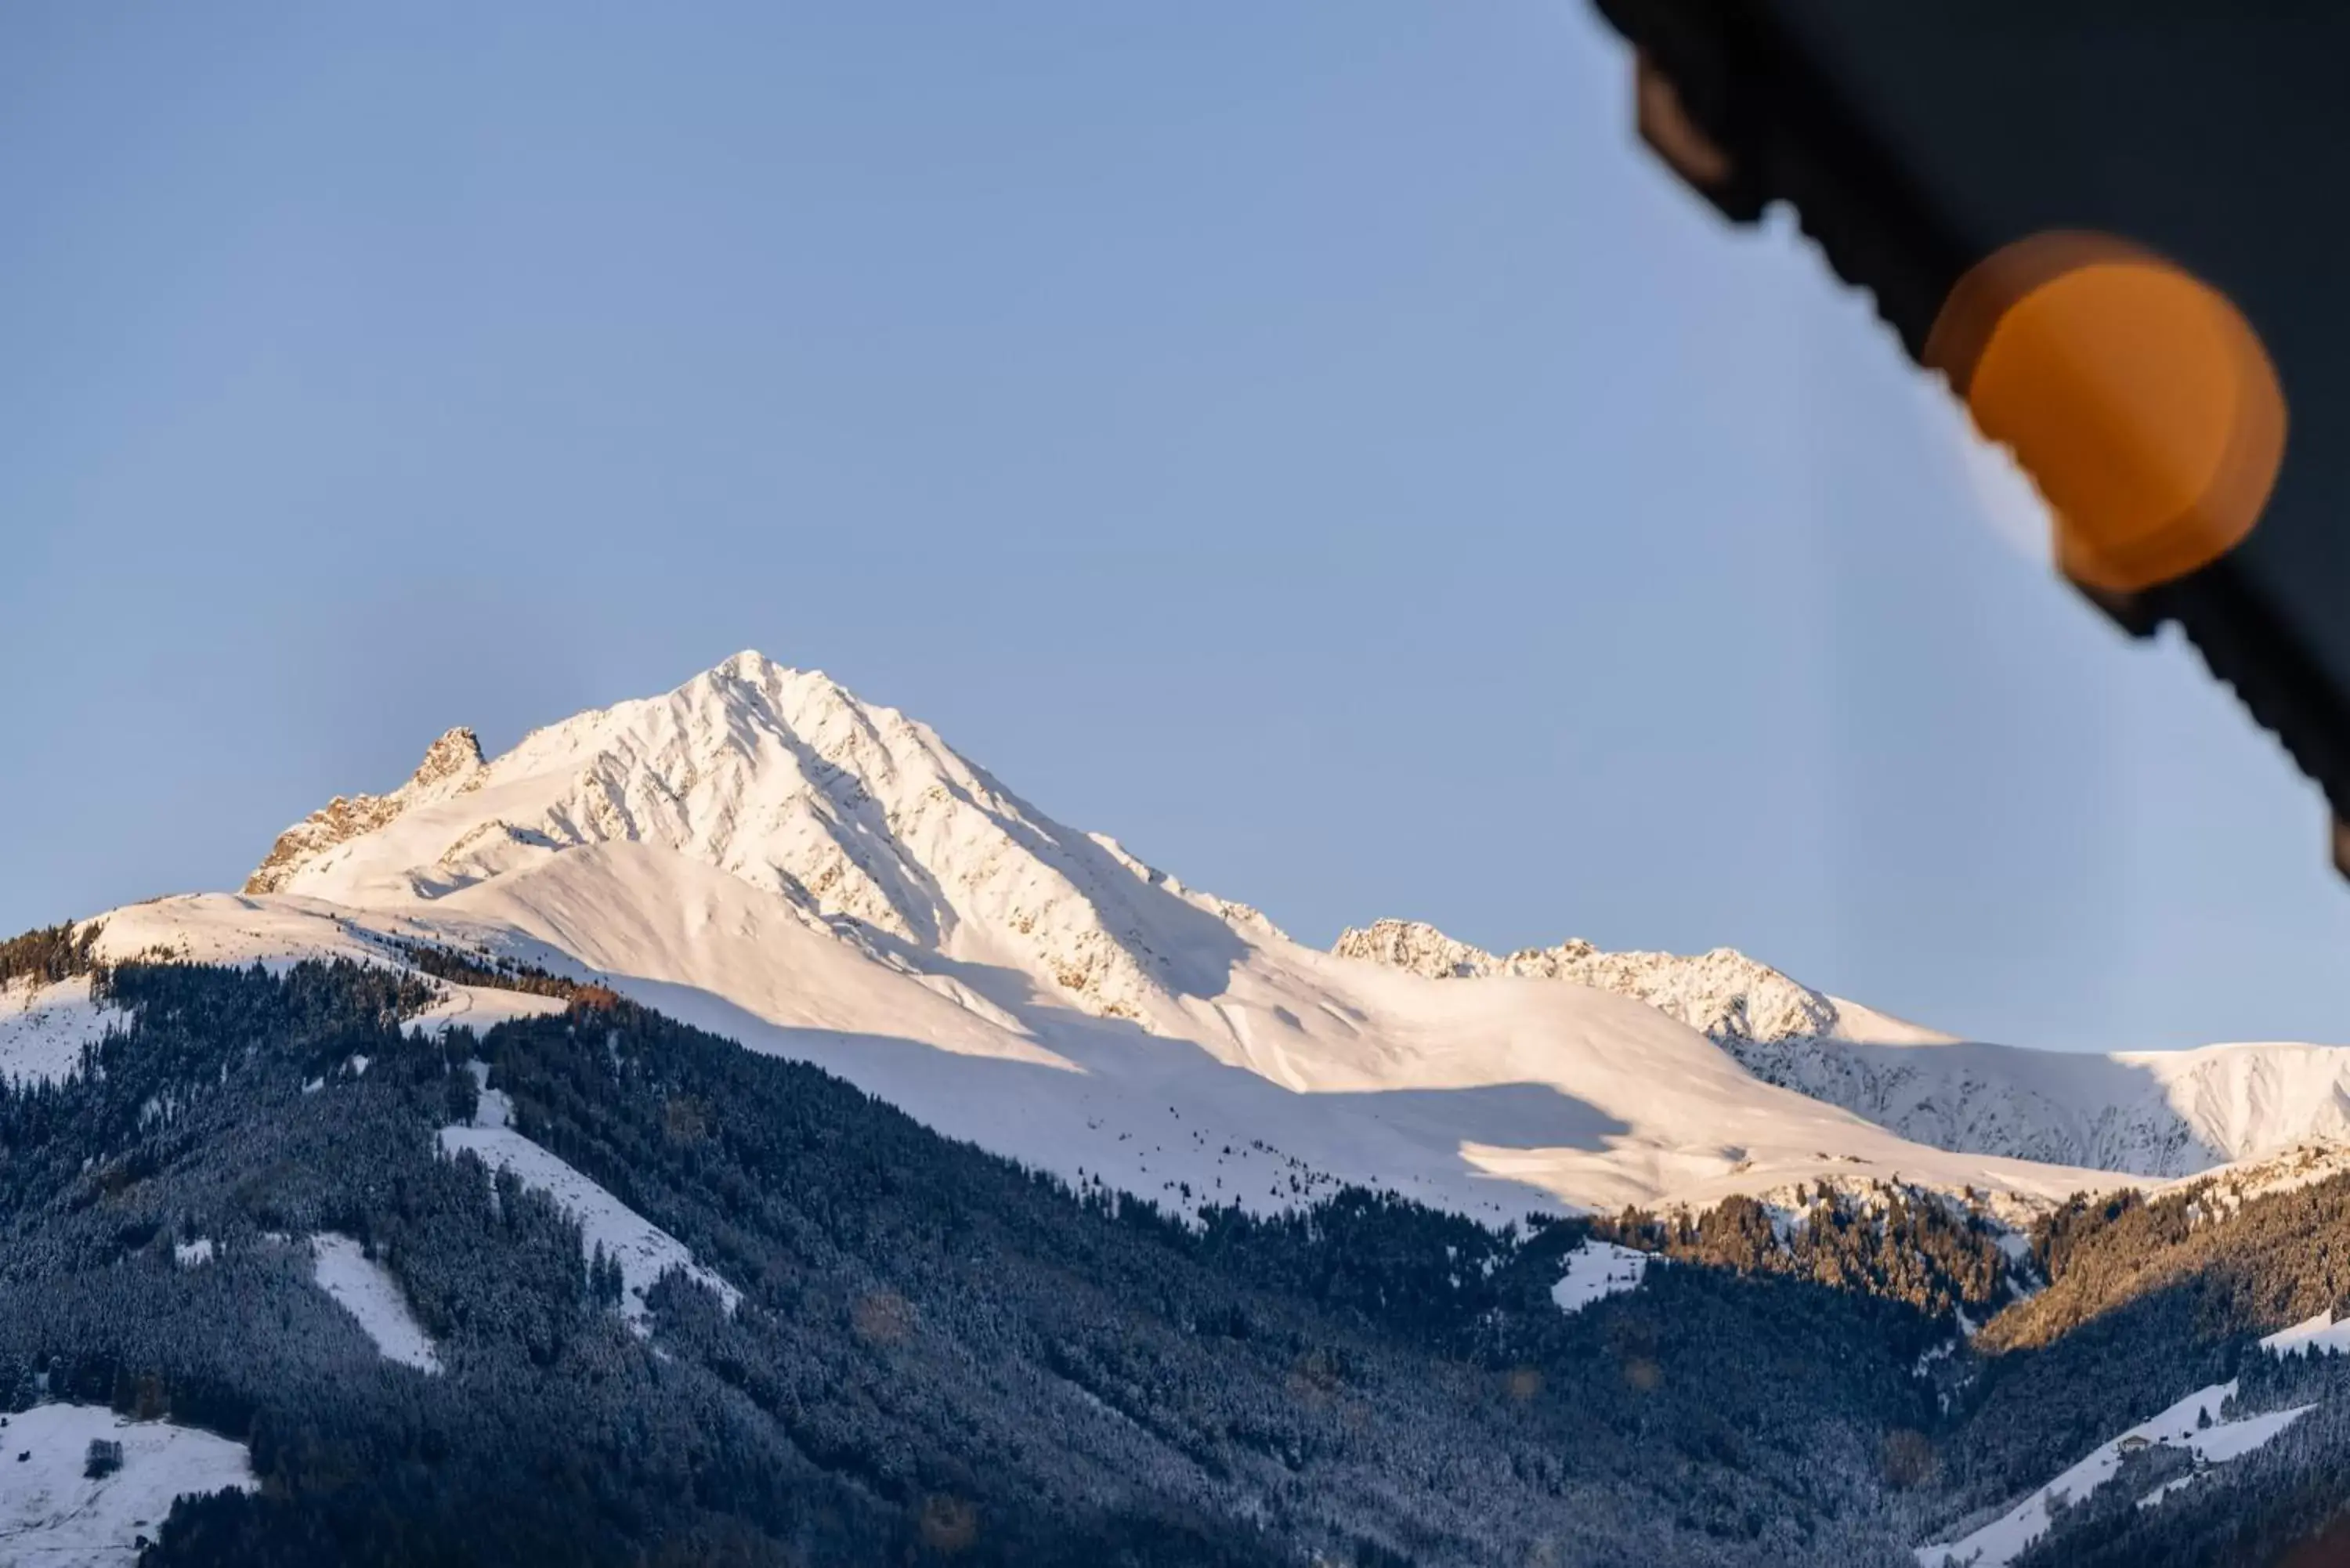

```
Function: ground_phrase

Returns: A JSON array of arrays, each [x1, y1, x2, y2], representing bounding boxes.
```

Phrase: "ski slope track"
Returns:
[[50, 651, 2350, 1223]]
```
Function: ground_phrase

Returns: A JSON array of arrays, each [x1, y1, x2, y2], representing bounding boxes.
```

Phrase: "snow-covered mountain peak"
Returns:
[[178, 650, 2347, 1221], [409, 725, 488, 789], [1331, 917, 1842, 1046], [247, 652, 1257, 1025]]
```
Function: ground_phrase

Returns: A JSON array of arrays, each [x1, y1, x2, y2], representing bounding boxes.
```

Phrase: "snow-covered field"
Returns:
[[310, 1234, 441, 1373], [441, 1090, 741, 1325], [2261, 1308, 2350, 1360], [1550, 1241, 1655, 1313], [0, 1404, 251, 1566], [0, 977, 122, 1089], [1914, 1381, 2312, 1567]]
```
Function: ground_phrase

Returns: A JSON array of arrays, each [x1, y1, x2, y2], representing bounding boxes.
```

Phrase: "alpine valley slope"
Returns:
[[34, 651, 2345, 1221]]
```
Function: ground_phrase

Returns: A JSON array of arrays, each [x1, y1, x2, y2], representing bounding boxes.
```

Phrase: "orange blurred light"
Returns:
[[1925, 233, 2286, 594]]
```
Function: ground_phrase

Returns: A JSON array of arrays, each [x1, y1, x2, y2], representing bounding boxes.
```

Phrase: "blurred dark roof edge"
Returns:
[[1595, 0, 2350, 863]]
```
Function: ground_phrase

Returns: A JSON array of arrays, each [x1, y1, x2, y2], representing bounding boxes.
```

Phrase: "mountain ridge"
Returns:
[[1332, 915, 2350, 1180], [21, 649, 2345, 1223], [1332, 916, 1854, 1045]]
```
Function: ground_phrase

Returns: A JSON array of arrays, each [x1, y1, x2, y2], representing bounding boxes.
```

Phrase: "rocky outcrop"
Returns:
[[1332, 917, 1840, 1045], [244, 728, 486, 894]]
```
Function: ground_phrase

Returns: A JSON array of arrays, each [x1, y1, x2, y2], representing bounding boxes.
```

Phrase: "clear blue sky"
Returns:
[[5, 3, 2345, 1050]]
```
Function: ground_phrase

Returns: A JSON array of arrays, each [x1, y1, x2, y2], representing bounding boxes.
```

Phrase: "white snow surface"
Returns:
[[2137, 1474, 2203, 1511], [1727, 1030, 2350, 1179], [171, 1240, 212, 1269], [309, 1234, 441, 1373], [1332, 919, 1854, 1045], [0, 1404, 252, 1566], [2260, 1308, 2350, 1360], [62, 651, 2350, 1224], [402, 979, 570, 1037], [246, 726, 488, 894], [0, 977, 123, 1088], [1549, 1241, 1654, 1313], [1337, 916, 2350, 1182], [1913, 1381, 2312, 1567], [2183, 1141, 2350, 1214], [440, 1093, 741, 1325]]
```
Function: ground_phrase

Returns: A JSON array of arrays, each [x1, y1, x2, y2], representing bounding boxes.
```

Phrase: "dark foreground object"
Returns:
[[1596, 2, 2350, 869]]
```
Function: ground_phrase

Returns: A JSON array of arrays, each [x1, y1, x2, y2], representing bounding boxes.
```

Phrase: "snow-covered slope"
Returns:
[[309, 1234, 442, 1373], [1913, 1380, 2310, 1568], [0, 1404, 252, 1566], [1726, 1031, 2350, 1178], [251, 652, 1282, 1030], [441, 1086, 742, 1327], [55, 650, 2347, 1222], [0, 975, 123, 1087], [81, 875, 2105, 1224], [246, 728, 488, 894], [1550, 1241, 1657, 1314], [1336, 918, 2350, 1181], [2259, 1308, 2350, 1360]]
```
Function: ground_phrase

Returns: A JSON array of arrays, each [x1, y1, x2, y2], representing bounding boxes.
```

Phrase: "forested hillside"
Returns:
[[1979, 1177, 2350, 1567], [1, 959, 1943, 1566], [0, 918, 104, 989], [9, 953, 2350, 1566]]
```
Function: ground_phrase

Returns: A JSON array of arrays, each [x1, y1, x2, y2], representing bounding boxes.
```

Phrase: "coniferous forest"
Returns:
[[6, 953, 2350, 1565]]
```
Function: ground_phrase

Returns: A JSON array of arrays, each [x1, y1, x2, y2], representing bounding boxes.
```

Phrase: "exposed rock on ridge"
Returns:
[[244, 728, 486, 894], [1332, 917, 1839, 1045]]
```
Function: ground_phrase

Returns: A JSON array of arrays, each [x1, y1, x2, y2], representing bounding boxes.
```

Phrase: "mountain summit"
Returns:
[[246, 650, 1282, 1027]]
